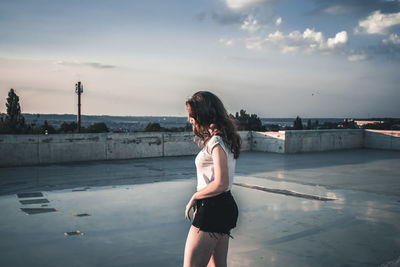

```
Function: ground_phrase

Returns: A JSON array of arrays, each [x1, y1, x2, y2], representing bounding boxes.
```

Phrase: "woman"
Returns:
[[183, 91, 241, 267]]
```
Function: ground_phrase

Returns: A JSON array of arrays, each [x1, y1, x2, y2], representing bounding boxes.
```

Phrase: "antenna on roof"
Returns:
[[75, 81, 83, 133]]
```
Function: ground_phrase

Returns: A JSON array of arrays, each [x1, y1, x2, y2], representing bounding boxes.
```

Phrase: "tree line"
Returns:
[[0, 89, 109, 134], [2, 88, 397, 134]]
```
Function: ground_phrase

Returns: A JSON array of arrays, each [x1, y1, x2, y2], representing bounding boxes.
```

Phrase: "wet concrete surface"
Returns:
[[0, 149, 400, 266]]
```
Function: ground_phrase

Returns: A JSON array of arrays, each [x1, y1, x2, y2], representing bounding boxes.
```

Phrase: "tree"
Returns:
[[144, 122, 164, 132], [2, 88, 26, 133], [293, 116, 303, 130], [59, 121, 78, 133], [86, 122, 109, 133], [307, 119, 312, 129], [234, 109, 262, 131]]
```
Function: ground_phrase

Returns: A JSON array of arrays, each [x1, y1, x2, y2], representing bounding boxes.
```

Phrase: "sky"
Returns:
[[0, 0, 399, 118]]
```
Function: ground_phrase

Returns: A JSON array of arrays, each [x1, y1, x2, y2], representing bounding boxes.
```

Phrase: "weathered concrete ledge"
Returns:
[[364, 130, 400, 151], [284, 129, 364, 153], [0, 129, 399, 167], [0, 131, 251, 167]]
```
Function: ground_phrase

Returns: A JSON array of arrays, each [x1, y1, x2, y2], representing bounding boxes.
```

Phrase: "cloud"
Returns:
[[219, 38, 235, 47], [327, 31, 348, 48], [355, 10, 400, 35], [322, 5, 351, 15], [383, 33, 400, 44], [225, 0, 268, 10], [310, 0, 400, 17], [56, 61, 116, 69], [244, 28, 349, 54], [212, 0, 277, 26], [275, 17, 282, 26], [347, 53, 367, 62], [241, 15, 260, 33]]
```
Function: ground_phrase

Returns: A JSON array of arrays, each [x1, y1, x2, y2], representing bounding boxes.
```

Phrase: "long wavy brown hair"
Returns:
[[186, 91, 241, 159]]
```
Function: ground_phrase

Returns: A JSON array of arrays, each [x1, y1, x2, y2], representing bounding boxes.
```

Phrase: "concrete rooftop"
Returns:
[[0, 149, 400, 266]]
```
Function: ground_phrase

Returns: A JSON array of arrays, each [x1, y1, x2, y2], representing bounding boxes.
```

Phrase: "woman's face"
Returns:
[[186, 105, 196, 132]]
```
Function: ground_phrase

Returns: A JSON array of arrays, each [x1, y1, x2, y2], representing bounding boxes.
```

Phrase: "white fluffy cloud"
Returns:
[[244, 28, 348, 54], [241, 15, 260, 33], [225, 0, 267, 10], [275, 17, 282, 26], [327, 31, 348, 48], [383, 33, 400, 44], [355, 10, 400, 35], [347, 54, 367, 62]]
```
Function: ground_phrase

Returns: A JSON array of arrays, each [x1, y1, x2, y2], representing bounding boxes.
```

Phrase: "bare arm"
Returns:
[[193, 144, 229, 199]]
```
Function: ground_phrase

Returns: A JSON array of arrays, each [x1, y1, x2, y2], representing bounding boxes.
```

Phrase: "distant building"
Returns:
[[354, 120, 384, 127]]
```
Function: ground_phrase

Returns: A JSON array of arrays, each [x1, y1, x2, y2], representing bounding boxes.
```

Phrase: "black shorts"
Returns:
[[192, 191, 239, 237]]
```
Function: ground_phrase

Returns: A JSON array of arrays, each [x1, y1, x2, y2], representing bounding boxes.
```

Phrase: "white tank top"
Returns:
[[194, 135, 236, 191]]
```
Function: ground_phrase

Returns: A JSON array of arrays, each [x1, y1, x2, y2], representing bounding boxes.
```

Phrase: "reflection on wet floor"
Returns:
[[233, 182, 337, 201]]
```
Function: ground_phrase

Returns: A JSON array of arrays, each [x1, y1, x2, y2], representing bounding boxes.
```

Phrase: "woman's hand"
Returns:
[[185, 194, 197, 222]]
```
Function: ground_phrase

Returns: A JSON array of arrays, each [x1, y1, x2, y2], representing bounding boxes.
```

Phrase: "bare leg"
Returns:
[[207, 234, 229, 267], [183, 226, 219, 267]]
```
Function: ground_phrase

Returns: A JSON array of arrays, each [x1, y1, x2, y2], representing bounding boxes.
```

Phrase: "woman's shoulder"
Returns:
[[206, 135, 230, 154], [208, 135, 224, 145]]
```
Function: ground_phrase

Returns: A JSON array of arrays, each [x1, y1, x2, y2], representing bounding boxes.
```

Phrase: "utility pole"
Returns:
[[75, 81, 83, 133]]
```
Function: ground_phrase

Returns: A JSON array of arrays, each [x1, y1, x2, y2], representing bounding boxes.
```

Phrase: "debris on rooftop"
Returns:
[[72, 187, 91, 192], [64, 230, 83, 236], [19, 199, 50, 205], [17, 192, 43, 198], [75, 213, 91, 217], [21, 208, 57, 215]]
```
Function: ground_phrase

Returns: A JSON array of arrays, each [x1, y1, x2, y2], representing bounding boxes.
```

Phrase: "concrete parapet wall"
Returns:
[[39, 133, 108, 164], [106, 132, 163, 159], [364, 130, 400, 151], [1, 129, 399, 167], [0, 131, 251, 167], [239, 131, 252, 152], [0, 135, 41, 166], [163, 132, 199, 157], [284, 129, 364, 153], [251, 131, 285, 153]]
